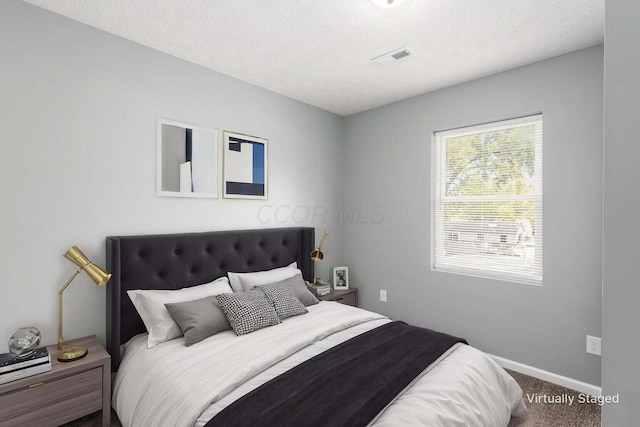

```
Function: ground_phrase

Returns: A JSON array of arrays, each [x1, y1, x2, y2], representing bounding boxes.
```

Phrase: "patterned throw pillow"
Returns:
[[216, 291, 281, 335], [260, 283, 308, 320], [251, 273, 319, 307]]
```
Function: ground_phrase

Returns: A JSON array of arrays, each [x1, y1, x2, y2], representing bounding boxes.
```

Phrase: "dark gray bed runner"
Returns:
[[205, 320, 467, 427]]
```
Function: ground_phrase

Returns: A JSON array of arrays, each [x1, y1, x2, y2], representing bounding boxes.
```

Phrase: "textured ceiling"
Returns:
[[22, 0, 604, 116]]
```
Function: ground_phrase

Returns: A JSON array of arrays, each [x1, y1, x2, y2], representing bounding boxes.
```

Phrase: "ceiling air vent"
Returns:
[[371, 47, 412, 66]]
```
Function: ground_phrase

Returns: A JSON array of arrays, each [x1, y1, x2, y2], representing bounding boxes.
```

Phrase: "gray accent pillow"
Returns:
[[261, 283, 308, 320], [216, 291, 281, 335], [165, 295, 231, 346], [253, 273, 319, 307]]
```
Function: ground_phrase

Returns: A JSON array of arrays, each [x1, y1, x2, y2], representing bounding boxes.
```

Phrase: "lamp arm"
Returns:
[[58, 268, 83, 351], [317, 231, 329, 251]]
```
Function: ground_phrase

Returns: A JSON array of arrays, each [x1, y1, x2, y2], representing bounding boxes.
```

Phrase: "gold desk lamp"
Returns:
[[310, 231, 328, 285], [58, 246, 111, 362]]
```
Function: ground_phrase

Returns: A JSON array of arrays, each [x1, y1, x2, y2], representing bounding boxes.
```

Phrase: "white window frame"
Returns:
[[431, 114, 543, 285]]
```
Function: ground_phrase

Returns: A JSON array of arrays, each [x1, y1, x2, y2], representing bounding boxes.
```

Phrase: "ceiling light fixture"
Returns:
[[370, 0, 405, 8], [371, 47, 412, 66]]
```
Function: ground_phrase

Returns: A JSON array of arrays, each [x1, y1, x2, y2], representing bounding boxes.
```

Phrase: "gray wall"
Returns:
[[602, 1, 640, 424], [343, 45, 603, 385], [0, 1, 344, 350]]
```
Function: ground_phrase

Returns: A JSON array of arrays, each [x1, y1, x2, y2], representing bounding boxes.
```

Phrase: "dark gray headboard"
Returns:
[[106, 227, 314, 371]]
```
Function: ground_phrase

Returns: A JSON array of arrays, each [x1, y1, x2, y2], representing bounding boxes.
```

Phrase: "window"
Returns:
[[432, 114, 542, 284]]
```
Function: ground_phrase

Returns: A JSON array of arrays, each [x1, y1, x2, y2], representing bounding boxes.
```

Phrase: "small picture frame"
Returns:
[[333, 267, 349, 290]]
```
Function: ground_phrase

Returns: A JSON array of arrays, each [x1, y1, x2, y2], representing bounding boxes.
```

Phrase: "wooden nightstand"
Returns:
[[319, 288, 358, 307], [0, 336, 110, 427]]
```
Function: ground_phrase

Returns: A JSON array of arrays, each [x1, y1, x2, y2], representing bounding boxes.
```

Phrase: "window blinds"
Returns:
[[432, 114, 543, 285]]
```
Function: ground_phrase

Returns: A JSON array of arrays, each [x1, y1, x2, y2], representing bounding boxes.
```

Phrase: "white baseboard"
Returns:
[[490, 354, 602, 397]]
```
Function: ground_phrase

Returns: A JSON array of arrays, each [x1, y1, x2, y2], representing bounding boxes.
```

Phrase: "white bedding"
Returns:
[[113, 302, 525, 427]]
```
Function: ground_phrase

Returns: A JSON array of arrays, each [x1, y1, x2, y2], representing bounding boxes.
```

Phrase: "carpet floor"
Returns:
[[507, 369, 601, 427], [63, 369, 601, 427]]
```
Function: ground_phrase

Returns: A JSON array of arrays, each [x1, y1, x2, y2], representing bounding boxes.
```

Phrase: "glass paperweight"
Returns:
[[8, 327, 41, 358]]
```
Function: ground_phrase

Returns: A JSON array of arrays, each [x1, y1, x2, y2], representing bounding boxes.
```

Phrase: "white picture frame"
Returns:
[[333, 266, 349, 290], [156, 119, 219, 199]]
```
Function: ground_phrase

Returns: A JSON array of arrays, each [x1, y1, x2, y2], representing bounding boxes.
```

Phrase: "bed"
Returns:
[[106, 227, 525, 426]]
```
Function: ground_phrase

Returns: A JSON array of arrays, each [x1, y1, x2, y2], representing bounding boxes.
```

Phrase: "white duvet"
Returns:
[[113, 302, 525, 427]]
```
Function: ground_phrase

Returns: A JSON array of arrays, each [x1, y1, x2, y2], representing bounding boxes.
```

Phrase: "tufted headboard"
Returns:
[[106, 227, 314, 371]]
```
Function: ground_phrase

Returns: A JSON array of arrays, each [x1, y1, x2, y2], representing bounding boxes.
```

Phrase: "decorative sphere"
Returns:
[[9, 327, 41, 358]]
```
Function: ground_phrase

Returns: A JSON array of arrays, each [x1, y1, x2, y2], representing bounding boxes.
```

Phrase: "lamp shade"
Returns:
[[84, 262, 112, 286], [63, 246, 90, 268], [63, 246, 111, 286]]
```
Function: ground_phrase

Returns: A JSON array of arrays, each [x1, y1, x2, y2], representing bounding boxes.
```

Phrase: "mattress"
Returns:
[[112, 302, 525, 426]]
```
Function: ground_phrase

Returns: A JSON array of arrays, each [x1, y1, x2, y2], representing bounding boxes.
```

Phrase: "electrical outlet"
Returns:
[[380, 289, 387, 302], [586, 335, 601, 356]]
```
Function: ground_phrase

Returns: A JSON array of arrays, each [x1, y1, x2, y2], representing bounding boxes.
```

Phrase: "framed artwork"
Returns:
[[223, 131, 268, 199], [156, 119, 219, 198], [333, 267, 349, 290]]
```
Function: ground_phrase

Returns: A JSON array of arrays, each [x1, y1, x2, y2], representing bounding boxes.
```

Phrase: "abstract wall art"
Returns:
[[222, 131, 268, 199]]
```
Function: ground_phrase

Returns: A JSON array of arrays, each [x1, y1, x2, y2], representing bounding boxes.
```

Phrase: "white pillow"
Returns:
[[228, 262, 299, 292], [128, 277, 232, 348]]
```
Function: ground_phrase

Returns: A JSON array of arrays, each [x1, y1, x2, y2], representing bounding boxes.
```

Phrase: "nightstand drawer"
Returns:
[[2, 389, 102, 427], [331, 293, 356, 306], [0, 367, 102, 424], [318, 289, 358, 307]]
